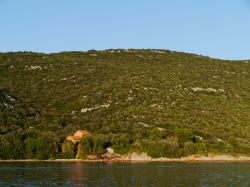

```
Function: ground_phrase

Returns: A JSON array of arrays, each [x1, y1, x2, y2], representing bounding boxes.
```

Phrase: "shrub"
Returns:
[[174, 128, 193, 147], [147, 140, 182, 158], [184, 142, 209, 156], [227, 136, 239, 148], [111, 134, 132, 154], [149, 128, 161, 140]]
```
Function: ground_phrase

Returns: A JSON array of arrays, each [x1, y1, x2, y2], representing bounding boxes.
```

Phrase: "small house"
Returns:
[[66, 130, 91, 144]]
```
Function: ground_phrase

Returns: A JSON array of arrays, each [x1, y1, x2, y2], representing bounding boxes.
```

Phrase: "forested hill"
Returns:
[[0, 49, 250, 159]]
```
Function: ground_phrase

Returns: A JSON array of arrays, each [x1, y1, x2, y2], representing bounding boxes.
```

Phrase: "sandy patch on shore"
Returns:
[[116, 153, 250, 162]]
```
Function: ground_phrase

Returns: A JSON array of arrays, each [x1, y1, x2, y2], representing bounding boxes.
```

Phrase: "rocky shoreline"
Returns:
[[1, 153, 250, 162]]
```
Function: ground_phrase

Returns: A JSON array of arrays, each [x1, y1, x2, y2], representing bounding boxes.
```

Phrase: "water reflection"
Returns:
[[0, 162, 249, 186], [69, 161, 84, 185]]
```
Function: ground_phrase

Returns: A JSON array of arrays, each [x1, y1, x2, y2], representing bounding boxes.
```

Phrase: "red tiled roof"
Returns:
[[67, 130, 91, 143], [74, 130, 91, 137], [66, 136, 81, 143]]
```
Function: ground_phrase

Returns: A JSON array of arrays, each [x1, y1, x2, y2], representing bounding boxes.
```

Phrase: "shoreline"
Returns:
[[1, 154, 250, 163]]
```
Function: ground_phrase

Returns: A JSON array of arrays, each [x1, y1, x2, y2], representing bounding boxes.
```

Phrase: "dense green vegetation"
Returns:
[[0, 49, 250, 159]]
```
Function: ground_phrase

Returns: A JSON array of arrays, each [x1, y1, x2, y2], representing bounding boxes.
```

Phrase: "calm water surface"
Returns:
[[0, 162, 249, 187]]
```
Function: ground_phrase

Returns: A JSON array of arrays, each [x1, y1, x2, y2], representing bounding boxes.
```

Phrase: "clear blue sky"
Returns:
[[0, 0, 250, 60]]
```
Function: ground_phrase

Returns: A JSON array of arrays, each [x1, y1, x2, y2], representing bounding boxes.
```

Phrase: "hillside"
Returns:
[[0, 49, 250, 159]]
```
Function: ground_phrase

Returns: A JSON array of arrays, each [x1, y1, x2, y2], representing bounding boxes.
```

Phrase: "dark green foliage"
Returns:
[[24, 132, 60, 159], [78, 135, 93, 158], [0, 134, 25, 159], [92, 134, 110, 155], [61, 140, 75, 159], [111, 134, 132, 154], [77, 134, 110, 158]]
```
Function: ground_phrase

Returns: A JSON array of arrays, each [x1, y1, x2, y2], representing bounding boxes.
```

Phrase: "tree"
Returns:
[[77, 135, 93, 159], [61, 140, 75, 158], [25, 132, 60, 159], [0, 135, 25, 159], [92, 134, 110, 155]]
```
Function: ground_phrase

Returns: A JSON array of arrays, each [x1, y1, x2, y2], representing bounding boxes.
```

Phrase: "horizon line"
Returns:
[[0, 48, 249, 61]]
